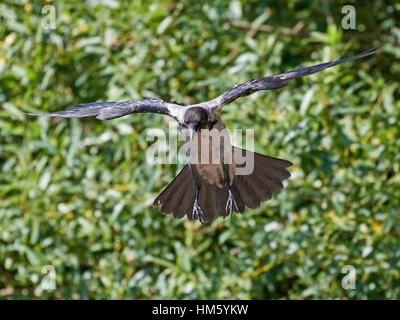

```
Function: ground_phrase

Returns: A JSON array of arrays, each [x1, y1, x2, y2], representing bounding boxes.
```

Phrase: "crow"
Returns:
[[26, 48, 376, 223]]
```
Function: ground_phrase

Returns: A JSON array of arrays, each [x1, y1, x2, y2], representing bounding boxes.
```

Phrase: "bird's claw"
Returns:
[[226, 189, 239, 217], [192, 199, 205, 223]]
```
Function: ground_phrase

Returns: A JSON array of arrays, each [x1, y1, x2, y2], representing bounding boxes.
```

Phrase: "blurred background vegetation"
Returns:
[[0, 0, 399, 299]]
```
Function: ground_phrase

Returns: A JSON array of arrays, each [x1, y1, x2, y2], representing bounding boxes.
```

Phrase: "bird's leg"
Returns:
[[223, 166, 239, 218], [186, 132, 205, 223], [225, 184, 239, 218], [192, 187, 204, 224], [188, 165, 205, 223]]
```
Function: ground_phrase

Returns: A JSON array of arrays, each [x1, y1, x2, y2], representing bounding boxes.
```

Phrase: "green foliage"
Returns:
[[0, 0, 399, 299]]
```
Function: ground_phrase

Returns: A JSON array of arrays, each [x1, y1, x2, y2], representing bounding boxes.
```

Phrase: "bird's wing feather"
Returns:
[[204, 48, 377, 111], [26, 98, 183, 121]]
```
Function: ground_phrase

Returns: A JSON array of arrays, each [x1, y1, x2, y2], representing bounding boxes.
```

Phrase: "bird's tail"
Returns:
[[152, 147, 292, 222], [229, 147, 292, 212], [152, 165, 196, 220]]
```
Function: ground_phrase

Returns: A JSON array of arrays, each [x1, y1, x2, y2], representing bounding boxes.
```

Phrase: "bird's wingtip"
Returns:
[[359, 47, 378, 57]]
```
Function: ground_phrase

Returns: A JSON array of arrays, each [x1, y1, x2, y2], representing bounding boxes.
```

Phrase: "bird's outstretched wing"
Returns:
[[205, 48, 377, 112], [26, 98, 184, 121]]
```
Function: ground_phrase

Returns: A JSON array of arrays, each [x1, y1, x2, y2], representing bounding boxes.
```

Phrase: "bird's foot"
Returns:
[[192, 199, 205, 223], [226, 189, 239, 217]]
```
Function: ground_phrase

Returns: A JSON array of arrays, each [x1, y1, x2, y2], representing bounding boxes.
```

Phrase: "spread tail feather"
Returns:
[[153, 148, 292, 222], [230, 147, 292, 211]]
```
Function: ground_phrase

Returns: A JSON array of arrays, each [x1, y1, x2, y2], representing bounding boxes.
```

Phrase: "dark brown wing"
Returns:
[[206, 48, 377, 111], [25, 98, 181, 121]]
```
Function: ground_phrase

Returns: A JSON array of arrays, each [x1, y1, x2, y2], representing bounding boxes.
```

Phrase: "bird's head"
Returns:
[[182, 107, 209, 139]]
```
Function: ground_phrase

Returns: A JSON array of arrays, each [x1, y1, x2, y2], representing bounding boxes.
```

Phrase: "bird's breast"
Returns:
[[189, 115, 236, 188]]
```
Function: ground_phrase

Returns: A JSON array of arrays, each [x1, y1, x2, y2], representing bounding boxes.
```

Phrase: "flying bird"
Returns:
[[26, 48, 376, 223]]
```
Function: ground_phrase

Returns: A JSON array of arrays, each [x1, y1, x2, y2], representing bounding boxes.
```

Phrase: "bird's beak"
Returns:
[[188, 124, 196, 141]]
